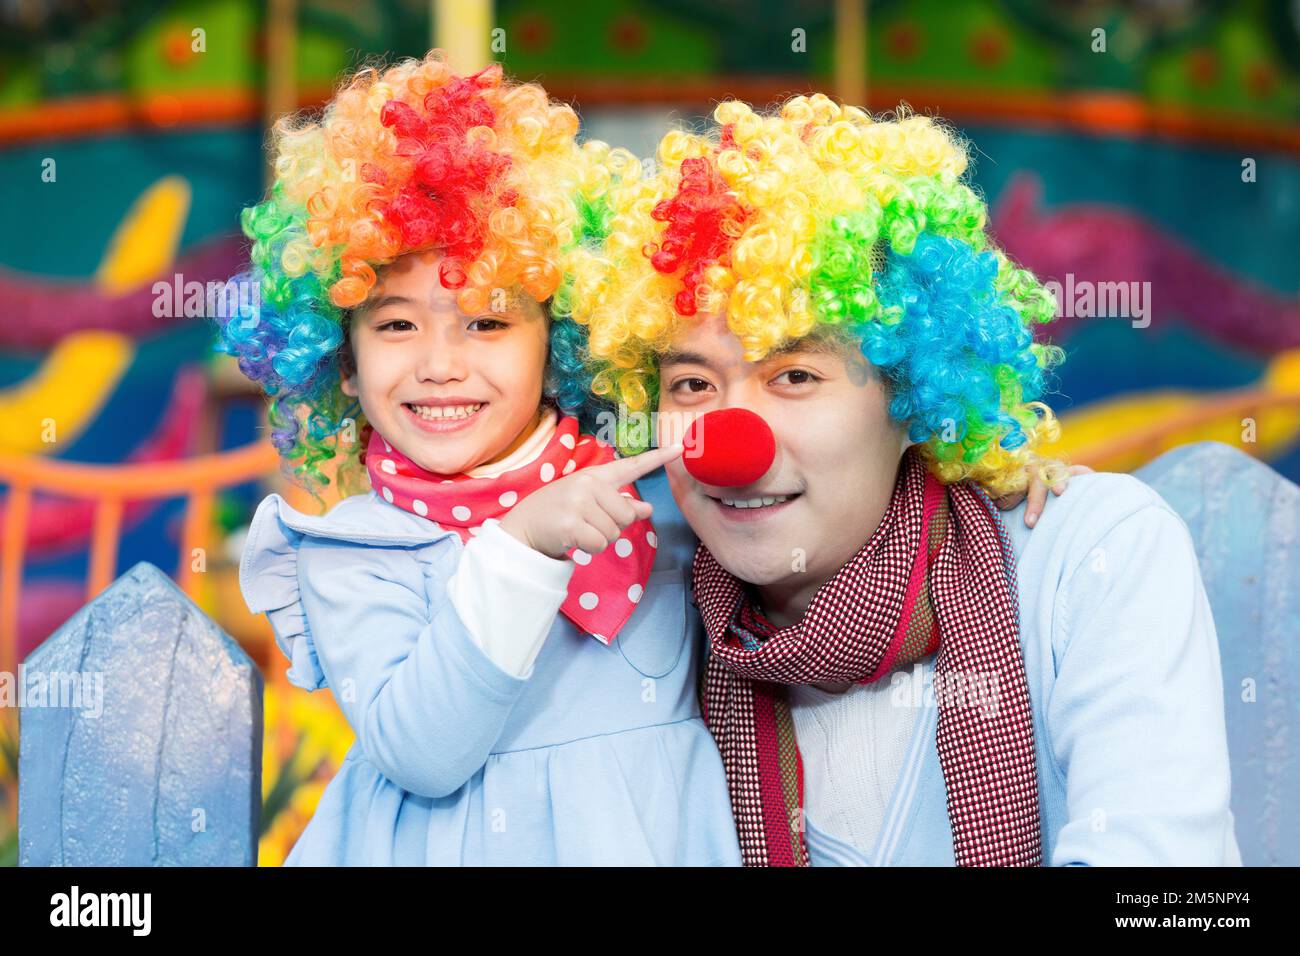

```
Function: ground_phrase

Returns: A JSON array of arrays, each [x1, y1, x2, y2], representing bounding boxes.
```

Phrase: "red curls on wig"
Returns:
[[644, 155, 748, 316], [377, 68, 514, 290]]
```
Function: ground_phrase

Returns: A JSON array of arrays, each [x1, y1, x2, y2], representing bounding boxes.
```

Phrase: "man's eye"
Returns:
[[772, 369, 820, 386], [469, 318, 508, 332], [669, 377, 713, 394], [377, 319, 414, 332]]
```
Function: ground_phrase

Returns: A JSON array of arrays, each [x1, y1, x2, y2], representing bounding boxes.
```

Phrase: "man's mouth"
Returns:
[[715, 493, 795, 509], [705, 491, 802, 520]]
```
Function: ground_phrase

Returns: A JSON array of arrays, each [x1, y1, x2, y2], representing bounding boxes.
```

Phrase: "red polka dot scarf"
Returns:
[[363, 414, 658, 644], [693, 446, 1042, 866]]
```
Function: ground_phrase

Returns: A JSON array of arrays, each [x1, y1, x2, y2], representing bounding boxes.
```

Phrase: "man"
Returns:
[[565, 94, 1241, 865]]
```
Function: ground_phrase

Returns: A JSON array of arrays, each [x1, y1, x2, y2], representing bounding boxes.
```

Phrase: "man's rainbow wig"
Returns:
[[561, 95, 1066, 496], [214, 52, 622, 498]]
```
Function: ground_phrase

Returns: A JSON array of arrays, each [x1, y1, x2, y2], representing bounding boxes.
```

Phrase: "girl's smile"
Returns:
[[402, 398, 489, 434]]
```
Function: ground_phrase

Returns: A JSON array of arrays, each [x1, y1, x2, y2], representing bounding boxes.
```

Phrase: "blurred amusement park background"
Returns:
[[1, 0, 1298, 865]]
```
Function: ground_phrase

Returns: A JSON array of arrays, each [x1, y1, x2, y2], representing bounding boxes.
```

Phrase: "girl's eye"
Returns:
[[772, 368, 821, 387], [377, 319, 415, 332], [468, 318, 508, 332], [667, 376, 714, 396]]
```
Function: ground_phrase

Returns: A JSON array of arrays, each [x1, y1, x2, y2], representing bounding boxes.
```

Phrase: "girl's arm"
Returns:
[[1045, 498, 1238, 865], [446, 519, 574, 678], [296, 532, 569, 798]]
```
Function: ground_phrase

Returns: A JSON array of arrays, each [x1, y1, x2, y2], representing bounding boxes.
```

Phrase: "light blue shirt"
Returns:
[[243, 463, 1239, 866], [240, 469, 742, 866], [800, 471, 1242, 866]]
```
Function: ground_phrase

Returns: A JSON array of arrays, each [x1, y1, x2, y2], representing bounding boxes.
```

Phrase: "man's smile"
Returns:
[[704, 491, 803, 521]]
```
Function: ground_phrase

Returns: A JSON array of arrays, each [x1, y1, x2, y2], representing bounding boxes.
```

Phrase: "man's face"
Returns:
[[657, 313, 908, 592], [341, 251, 549, 476]]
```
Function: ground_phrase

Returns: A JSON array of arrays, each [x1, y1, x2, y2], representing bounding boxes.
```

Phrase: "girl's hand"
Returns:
[[991, 461, 1095, 528], [498, 444, 684, 559]]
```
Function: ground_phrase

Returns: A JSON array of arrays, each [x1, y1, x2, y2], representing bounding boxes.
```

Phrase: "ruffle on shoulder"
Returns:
[[238, 492, 458, 690]]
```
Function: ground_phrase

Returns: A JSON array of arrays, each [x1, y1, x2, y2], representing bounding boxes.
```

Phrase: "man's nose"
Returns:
[[682, 407, 777, 487]]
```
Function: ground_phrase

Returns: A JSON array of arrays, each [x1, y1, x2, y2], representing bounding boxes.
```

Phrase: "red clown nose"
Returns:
[[682, 408, 777, 488]]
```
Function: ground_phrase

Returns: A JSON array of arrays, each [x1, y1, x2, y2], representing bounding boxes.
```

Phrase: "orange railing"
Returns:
[[0, 442, 279, 676]]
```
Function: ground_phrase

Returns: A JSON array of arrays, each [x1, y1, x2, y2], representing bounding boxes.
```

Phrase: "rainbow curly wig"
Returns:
[[213, 51, 626, 500], [561, 95, 1067, 497]]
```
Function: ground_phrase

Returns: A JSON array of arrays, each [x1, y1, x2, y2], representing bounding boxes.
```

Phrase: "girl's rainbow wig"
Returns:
[[214, 51, 624, 500], [561, 95, 1067, 496]]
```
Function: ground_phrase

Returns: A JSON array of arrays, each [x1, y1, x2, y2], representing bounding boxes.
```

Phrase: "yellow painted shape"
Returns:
[[1039, 349, 1300, 469], [94, 176, 191, 293], [0, 331, 134, 454]]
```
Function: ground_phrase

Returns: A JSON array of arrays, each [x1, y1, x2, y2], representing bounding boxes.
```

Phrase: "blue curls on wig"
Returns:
[[865, 231, 1050, 466]]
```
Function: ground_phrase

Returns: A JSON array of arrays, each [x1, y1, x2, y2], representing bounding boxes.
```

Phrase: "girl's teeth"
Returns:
[[409, 403, 482, 420], [720, 495, 790, 509]]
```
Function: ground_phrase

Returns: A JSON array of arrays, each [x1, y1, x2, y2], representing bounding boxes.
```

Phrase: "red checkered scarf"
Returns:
[[693, 446, 1042, 866]]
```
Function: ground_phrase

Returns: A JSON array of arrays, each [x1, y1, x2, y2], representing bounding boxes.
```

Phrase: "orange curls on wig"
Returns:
[[273, 54, 589, 314]]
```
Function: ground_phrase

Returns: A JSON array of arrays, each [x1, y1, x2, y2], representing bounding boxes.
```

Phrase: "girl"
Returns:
[[215, 53, 742, 865]]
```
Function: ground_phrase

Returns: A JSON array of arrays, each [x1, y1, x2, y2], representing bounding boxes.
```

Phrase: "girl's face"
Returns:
[[340, 251, 550, 476]]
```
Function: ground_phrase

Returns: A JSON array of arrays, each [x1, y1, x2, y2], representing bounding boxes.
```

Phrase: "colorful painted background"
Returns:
[[1, 0, 1297, 865]]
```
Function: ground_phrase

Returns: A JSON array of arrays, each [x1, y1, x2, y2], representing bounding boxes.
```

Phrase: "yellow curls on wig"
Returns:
[[563, 94, 1066, 497]]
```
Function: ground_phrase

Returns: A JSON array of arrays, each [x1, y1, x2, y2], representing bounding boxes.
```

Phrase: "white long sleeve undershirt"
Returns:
[[445, 405, 573, 680], [446, 518, 574, 679]]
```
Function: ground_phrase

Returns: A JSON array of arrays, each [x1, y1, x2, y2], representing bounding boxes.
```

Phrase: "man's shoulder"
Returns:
[[1000, 469, 1188, 568], [1042, 470, 1173, 523]]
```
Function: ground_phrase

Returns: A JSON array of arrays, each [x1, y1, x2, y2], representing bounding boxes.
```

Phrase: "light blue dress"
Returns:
[[240, 469, 742, 866], [798, 471, 1243, 866]]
